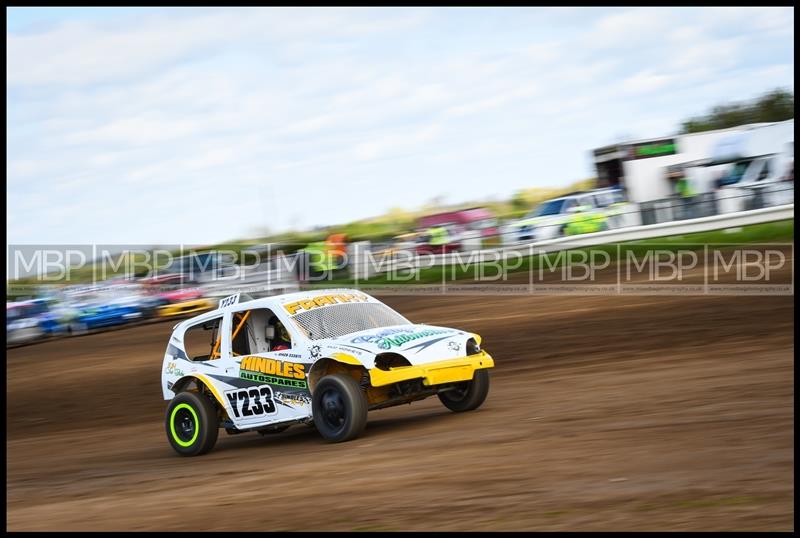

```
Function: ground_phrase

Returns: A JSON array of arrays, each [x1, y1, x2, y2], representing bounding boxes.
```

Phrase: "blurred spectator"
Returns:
[[420, 224, 454, 255], [667, 168, 696, 220], [676, 174, 695, 198]]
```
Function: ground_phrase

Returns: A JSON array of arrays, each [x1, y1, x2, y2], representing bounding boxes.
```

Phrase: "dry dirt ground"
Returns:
[[6, 260, 794, 531]]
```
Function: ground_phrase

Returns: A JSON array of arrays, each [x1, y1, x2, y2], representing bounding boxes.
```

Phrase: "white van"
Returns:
[[686, 120, 794, 212]]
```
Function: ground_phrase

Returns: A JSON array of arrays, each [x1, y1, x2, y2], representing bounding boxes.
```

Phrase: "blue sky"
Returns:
[[7, 7, 794, 245]]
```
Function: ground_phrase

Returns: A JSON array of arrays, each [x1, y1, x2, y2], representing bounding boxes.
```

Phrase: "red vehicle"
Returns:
[[417, 207, 497, 231], [415, 207, 499, 254], [140, 274, 211, 318], [142, 274, 201, 301]]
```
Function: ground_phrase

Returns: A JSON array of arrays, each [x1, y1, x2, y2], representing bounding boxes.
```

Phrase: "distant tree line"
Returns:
[[680, 88, 794, 134]]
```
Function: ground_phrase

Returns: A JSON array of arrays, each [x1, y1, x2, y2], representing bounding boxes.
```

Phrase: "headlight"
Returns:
[[374, 353, 412, 370], [466, 337, 481, 355]]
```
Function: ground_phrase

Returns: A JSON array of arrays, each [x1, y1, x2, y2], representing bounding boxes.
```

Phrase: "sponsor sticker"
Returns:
[[274, 391, 312, 407], [239, 356, 309, 389], [351, 327, 456, 350], [284, 292, 369, 315], [165, 361, 185, 377]]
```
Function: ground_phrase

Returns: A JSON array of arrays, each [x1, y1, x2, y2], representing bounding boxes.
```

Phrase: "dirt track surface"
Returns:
[[6, 268, 794, 530]]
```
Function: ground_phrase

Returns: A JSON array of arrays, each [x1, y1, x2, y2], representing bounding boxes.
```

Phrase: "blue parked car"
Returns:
[[67, 299, 144, 333], [6, 299, 70, 345]]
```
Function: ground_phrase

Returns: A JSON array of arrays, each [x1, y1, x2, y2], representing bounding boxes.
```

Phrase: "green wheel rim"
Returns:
[[170, 403, 200, 447]]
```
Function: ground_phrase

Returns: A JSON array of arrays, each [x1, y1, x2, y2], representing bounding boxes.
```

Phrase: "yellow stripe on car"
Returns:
[[192, 374, 226, 408], [330, 352, 362, 365], [369, 351, 494, 388]]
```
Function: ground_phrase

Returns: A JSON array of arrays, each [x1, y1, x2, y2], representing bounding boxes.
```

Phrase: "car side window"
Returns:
[[595, 192, 613, 207], [562, 199, 576, 213], [184, 316, 223, 361], [758, 159, 772, 181], [229, 308, 293, 356]]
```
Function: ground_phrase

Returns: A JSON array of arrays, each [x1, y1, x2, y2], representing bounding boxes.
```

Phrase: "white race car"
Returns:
[[161, 289, 494, 456]]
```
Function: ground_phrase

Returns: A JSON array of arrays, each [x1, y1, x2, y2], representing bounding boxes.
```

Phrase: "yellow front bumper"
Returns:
[[157, 299, 215, 318], [369, 350, 494, 387]]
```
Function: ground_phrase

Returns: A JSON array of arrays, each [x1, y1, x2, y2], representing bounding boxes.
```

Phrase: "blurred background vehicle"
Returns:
[[682, 119, 795, 213], [415, 207, 499, 254], [62, 292, 144, 334], [140, 274, 215, 318], [509, 187, 632, 242], [6, 300, 63, 345]]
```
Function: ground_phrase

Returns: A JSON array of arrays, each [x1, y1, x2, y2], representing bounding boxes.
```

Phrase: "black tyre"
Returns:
[[68, 322, 88, 336], [438, 368, 490, 412], [165, 391, 219, 456], [312, 374, 368, 443]]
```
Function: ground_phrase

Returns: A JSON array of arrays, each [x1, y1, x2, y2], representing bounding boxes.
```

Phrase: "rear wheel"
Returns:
[[165, 392, 219, 456], [438, 369, 490, 412], [312, 374, 368, 442], [68, 322, 88, 336]]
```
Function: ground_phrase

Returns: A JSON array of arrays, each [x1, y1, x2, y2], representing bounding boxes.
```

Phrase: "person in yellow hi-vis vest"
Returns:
[[675, 176, 695, 198], [427, 226, 449, 245], [670, 169, 696, 219]]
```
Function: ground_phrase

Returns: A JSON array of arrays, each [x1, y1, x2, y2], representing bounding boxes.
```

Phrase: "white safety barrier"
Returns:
[[371, 203, 794, 271]]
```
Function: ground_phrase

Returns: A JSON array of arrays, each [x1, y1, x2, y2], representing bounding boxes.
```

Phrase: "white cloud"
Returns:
[[7, 9, 430, 87], [622, 69, 674, 95], [63, 116, 200, 145], [588, 8, 674, 48], [353, 124, 443, 162]]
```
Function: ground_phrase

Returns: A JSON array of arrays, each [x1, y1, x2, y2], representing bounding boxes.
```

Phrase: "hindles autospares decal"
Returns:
[[241, 371, 308, 389], [239, 356, 309, 389]]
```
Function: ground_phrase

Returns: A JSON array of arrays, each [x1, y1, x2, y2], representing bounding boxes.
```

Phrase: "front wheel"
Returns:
[[312, 374, 368, 443], [165, 392, 219, 456], [438, 369, 490, 412]]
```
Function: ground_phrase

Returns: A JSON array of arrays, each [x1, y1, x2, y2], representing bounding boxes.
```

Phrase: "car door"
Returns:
[[227, 306, 313, 428], [580, 195, 605, 231]]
